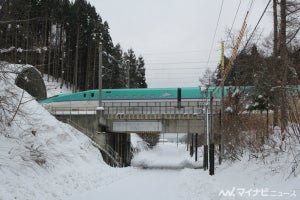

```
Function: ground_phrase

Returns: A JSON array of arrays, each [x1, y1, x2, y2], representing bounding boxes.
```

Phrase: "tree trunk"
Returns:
[[60, 24, 65, 89], [272, 0, 279, 127], [41, 17, 48, 76], [85, 40, 91, 90], [92, 43, 97, 89], [73, 26, 80, 93], [279, 0, 288, 132], [66, 36, 70, 89], [273, 0, 279, 57], [47, 20, 52, 82]]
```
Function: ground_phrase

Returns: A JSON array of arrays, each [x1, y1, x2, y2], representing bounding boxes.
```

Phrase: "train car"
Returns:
[[38, 87, 217, 110], [38, 85, 299, 115]]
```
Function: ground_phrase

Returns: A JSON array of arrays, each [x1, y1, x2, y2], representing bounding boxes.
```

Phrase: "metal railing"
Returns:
[[45, 100, 220, 116]]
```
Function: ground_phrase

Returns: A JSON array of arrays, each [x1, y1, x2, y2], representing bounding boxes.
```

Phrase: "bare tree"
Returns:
[[0, 63, 27, 132], [286, 0, 300, 45]]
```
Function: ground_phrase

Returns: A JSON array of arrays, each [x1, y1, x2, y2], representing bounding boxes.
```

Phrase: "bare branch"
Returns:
[[8, 90, 25, 126]]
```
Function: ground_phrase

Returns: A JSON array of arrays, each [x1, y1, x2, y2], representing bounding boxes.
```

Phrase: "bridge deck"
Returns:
[[43, 100, 220, 118]]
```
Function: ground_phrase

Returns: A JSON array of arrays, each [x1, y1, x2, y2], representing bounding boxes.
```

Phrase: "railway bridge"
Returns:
[[43, 99, 220, 166], [44, 99, 220, 134]]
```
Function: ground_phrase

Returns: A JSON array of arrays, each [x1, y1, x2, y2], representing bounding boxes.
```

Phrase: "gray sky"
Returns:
[[88, 0, 272, 88]]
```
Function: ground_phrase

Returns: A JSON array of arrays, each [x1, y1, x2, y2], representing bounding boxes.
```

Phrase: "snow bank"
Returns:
[[0, 71, 125, 200], [131, 133, 149, 152]]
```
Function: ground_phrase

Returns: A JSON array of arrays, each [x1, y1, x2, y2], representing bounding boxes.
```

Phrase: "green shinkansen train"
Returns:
[[38, 85, 300, 109], [39, 87, 223, 104]]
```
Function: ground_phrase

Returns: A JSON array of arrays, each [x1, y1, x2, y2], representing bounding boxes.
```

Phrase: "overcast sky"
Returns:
[[88, 0, 272, 88]]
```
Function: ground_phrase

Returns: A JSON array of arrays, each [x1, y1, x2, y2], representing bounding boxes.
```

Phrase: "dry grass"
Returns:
[[219, 93, 300, 161]]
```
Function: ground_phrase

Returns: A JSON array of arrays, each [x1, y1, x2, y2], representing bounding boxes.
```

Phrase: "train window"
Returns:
[[83, 93, 86, 98], [91, 93, 94, 98]]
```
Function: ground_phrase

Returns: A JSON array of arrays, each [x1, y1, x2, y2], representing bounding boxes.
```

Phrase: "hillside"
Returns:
[[0, 69, 131, 199]]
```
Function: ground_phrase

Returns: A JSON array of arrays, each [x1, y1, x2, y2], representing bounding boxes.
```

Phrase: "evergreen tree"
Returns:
[[122, 49, 147, 88], [0, 0, 147, 90], [135, 56, 147, 88]]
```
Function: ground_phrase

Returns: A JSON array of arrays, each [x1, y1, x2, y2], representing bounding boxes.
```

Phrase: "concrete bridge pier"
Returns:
[[96, 107, 107, 132], [97, 107, 132, 166], [107, 132, 131, 167]]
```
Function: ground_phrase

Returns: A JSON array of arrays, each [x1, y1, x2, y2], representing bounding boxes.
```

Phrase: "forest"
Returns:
[[0, 0, 147, 91]]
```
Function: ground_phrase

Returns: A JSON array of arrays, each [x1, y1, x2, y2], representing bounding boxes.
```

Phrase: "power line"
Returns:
[[242, 0, 271, 51], [248, 0, 256, 12], [148, 76, 200, 80], [149, 72, 203, 75], [206, 0, 225, 68], [147, 70, 206, 74], [146, 60, 219, 65], [142, 49, 218, 55], [226, 0, 242, 43], [147, 66, 216, 70]]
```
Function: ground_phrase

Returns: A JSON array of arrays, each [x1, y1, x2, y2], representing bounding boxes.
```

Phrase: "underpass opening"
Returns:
[[130, 134, 203, 170]]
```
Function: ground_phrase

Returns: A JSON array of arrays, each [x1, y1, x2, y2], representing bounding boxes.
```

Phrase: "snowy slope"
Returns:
[[0, 68, 130, 200], [42, 75, 72, 97]]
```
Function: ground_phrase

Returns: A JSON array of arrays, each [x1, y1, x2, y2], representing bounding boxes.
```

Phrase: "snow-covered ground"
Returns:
[[1, 65, 300, 200], [131, 142, 202, 169], [42, 76, 72, 97], [70, 142, 300, 200]]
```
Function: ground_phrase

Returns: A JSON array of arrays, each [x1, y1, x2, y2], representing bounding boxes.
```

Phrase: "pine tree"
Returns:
[[0, 0, 147, 91]]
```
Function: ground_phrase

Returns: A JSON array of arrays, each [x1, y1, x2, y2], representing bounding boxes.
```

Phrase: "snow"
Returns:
[[70, 143, 300, 200], [43, 76, 72, 97], [1, 64, 300, 199], [0, 71, 120, 199], [131, 142, 202, 169], [130, 133, 149, 151], [70, 169, 187, 200]]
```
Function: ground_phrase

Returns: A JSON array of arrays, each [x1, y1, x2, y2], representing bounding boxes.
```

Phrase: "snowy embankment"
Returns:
[[0, 69, 130, 200]]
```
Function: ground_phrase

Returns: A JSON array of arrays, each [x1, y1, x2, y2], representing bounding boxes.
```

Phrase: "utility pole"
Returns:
[[126, 60, 130, 88], [209, 90, 214, 176], [219, 41, 225, 165], [200, 86, 209, 171], [203, 89, 209, 171], [97, 42, 105, 133], [195, 133, 198, 162], [98, 43, 103, 107], [273, 0, 279, 127]]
